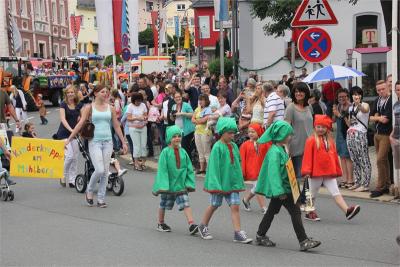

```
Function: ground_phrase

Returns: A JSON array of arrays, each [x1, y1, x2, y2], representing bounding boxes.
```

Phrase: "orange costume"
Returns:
[[240, 124, 271, 181], [301, 115, 342, 179]]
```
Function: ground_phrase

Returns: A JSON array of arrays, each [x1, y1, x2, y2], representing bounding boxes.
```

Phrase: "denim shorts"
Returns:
[[160, 193, 190, 211], [210, 192, 240, 207]]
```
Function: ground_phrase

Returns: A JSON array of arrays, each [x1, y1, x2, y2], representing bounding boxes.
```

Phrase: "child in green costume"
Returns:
[[254, 120, 321, 251], [152, 125, 198, 235], [198, 117, 252, 244]]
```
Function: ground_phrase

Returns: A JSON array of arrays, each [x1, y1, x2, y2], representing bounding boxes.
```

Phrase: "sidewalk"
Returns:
[[119, 144, 399, 204]]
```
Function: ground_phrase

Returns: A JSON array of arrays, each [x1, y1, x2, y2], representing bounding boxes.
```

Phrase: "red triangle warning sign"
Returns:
[[291, 0, 338, 27]]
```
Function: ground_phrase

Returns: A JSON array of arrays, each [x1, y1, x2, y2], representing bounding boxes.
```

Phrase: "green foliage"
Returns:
[[103, 55, 122, 67], [139, 28, 154, 47], [208, 57, 233, 78], [251, 0, 359, 37]]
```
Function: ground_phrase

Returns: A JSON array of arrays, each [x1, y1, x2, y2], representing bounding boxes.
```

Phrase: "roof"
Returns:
[[77, 0, 95, 10], [352, 47, 392, 54], [191, 0, 214, 8]]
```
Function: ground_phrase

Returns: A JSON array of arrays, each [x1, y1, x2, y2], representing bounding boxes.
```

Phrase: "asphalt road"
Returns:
[[0, 108, 399, 266]]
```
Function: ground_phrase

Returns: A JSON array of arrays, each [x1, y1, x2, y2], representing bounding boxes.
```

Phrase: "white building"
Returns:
[[239, 0, 392, 96]]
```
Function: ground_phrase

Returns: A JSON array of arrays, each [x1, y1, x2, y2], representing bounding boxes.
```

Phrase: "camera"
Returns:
[[171, 110, 177, 118]]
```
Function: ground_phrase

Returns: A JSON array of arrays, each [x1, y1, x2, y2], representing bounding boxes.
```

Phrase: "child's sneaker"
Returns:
[[300, 238, 321, 251], [118, 169, 128, 177], [5, 178, 16, 185], [346, 205, 360, 220], [97, 202, 107, 208], [189, 224, 199, 235], [157, 223, 171, 232], [305, 211, 320, 221], [242, 198, 251, 211], [262, 207, 267, 214], [198, 224, 213, 240], [233, 231, 253, 244], [255, 234, 276, 247]]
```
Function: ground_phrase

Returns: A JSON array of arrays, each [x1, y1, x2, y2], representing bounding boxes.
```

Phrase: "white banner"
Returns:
[[11, 16, 22, 52], [128, 0, 139, 54], [95, 0, 114, 56]]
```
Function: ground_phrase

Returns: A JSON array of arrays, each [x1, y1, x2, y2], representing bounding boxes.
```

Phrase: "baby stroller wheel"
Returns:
[[2, 190, 8, 201], [8, 190, 14, 201], [107, 176, 113, 191], [75, 174, 87, 193], [112, 176, 124, 196]]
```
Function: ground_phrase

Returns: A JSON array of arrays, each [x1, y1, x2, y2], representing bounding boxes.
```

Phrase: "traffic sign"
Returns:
[[291, 0, 338, 27], [122, 34, 129, 48], [121, 48, 131, 62], [297, 27, 332, 63]]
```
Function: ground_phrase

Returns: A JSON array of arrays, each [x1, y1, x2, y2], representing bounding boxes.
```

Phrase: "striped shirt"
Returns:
[[264, 92, 285, 127]]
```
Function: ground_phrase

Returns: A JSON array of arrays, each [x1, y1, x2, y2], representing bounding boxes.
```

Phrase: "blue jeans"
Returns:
[[157, 123, 167, 149], [88, 140, 113, 203]]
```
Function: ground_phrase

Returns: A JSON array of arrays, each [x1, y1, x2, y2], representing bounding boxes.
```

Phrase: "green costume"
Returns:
[[204, 118, 245, 193], [152, 126, 196, 196], [255, 121, 294, 198]]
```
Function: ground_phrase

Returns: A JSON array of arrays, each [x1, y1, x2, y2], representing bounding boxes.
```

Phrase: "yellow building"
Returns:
[[69, 0, 98, 55], [164, 0, 194, 38]]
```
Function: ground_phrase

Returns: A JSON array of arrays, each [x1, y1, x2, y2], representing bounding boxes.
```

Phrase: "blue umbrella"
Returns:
[[302, 65, 366, 83]]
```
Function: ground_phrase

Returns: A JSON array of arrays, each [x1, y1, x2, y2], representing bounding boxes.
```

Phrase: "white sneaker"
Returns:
[[262, 207, 267, 214], [118, 169, 127, 177]]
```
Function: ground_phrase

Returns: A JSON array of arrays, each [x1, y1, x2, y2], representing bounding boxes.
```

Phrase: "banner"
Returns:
[[10, 137, 65, 179], [11, 15, 22, 52], [184, 25, 190, 49], [128, 0, 139, 54], [213, 0, 229, 21], [174, 16, 179, 38], [95, 0, 114, 56], [286, 158, 300, 204], [151, 11, 159, 56]]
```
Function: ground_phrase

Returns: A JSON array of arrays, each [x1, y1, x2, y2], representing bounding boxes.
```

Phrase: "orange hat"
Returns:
[[249, 123, 264, 138], [314, 114, 333, 130]]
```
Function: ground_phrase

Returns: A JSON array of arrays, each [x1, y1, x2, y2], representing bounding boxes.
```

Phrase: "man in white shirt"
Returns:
[[263, 82, 285, 129]]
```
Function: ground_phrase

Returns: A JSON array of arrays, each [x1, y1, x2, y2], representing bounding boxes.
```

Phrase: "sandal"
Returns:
[[141, 164, 147, 170], [128, 161, 134, 165], [345, 182, 355, 189], [338, 182, 346, 188]]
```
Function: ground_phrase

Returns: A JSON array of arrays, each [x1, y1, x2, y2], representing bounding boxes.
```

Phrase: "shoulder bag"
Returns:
[[80, 104, 95, 139]]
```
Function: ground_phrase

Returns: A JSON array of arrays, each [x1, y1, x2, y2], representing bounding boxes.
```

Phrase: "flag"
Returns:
[[174, 16, 179, 37], [127, 0, 139, 54], [184, 25, 190, 49], [151, 11, 159, 56], [213, 0, 229, 21], [159, 8, 166, 44], [112, 0, 123, 55], [10, 15, 22, 52], [95, 0, 114, 56]]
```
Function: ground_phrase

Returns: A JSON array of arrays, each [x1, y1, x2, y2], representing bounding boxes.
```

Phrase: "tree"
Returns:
[[103, 55, 122, 67], [251, 0, 359, 37], [208, 57, 233, 78], [139, 28, 154, 47]]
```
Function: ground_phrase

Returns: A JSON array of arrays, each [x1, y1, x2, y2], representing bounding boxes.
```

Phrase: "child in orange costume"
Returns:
[[240, 123, 271, 214], [301, 115, 360, 222]]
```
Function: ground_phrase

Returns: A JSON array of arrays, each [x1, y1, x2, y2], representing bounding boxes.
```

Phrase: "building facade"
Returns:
[[238, 0, 394, 96], [69, 0, 98, 55], [0, 0, 71, 58], [165, 0, 194, 38]]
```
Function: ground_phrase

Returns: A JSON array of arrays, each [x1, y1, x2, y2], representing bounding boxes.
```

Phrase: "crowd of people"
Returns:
[[0, 63, 399, 247]]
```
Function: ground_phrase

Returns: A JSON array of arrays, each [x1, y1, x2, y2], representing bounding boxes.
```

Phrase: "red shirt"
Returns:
[[301, 136, 342, 178], [240, 140, 272, 181], [322, 81, 342, 103]]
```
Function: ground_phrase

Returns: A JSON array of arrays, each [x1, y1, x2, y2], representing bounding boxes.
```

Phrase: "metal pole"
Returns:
[[392, 0, 399, 184], [197, 16, 201, 71], [291, 41, 295, 72], [232, 0, 238, 95], [219, 21, 224, 77], [112, 54, 118, 89]]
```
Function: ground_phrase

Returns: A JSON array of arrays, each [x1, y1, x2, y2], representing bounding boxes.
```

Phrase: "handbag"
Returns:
[[80, 104, 95, 139]]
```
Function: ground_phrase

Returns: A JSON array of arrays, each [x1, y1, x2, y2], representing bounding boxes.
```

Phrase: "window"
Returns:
[[20, 0, 27, 16], [84, 43, 87, 53], [355, 14, 378, 48], [189, 17, 195, 26], [35, 0, 40, 17], [10, 0, 16, 14], [59, 2, 65, 25], [53, 44, 59, 58], [147, 23, 152, 29], [51, 1, 57, 22], [177, 4, 185, 11], [23, 39, 30, 56], [167, 18, 173, 27], [198, 16, 210, 39], [146, 1, 153, 12], [40, 0, 46, 18], [38, 42, 46, 58], [61, 45, 67, 57], [80, 15, 84, 28], [94, 16, 97, 28]]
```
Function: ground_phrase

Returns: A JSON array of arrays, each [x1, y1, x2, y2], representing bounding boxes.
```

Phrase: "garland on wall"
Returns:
[[238, 57, 324, 72]]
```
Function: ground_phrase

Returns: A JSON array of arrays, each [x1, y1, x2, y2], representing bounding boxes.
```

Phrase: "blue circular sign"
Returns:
[[121, 48, 131, 61]]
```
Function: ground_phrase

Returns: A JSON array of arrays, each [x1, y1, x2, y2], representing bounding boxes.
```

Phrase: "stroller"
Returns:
[[0, 169, 14, 201], [74, 136, 125, 196]]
